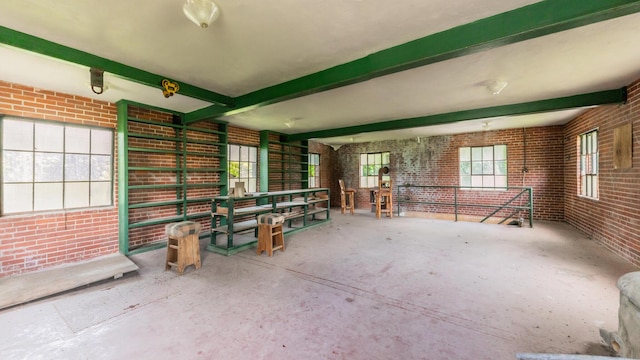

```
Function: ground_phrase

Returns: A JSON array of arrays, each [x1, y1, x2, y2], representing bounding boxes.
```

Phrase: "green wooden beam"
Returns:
[[286, 87, 627, 141], [185, 0, 640, 122], [116, 100, 130, 255], [0, 26, 234, 106]]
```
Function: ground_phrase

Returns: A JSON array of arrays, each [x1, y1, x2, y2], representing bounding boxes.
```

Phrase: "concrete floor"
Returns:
[[0, 210, 637, 360]]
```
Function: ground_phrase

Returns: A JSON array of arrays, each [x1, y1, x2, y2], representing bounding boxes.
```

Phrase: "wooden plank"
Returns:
[[0, 254, 138, 309], [613, 123, 632, 169]]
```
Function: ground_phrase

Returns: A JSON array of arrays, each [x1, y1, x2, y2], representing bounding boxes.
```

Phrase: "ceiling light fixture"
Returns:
[[485, 79, 508, 95], [183, 0, 220, 28]]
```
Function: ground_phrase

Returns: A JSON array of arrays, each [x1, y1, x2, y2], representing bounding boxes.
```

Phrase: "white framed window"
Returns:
[[228, 144, 257, 192], [308, 153, 320, 188], [579, 130, 598, 199], [1, 117, 113, 214], [459, 145, 507, 189], [359, 152, 390, 188]]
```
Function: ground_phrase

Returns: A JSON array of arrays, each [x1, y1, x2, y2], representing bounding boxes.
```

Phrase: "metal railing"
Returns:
[[396, 185, 533, 227]]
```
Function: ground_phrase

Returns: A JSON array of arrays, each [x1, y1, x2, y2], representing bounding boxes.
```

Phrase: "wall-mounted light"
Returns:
[[90, 68, 105, 94], [183, 0, 220, 28]]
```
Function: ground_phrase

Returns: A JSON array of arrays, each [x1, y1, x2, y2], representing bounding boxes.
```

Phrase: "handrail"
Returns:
[[396, 185, 533, 227]]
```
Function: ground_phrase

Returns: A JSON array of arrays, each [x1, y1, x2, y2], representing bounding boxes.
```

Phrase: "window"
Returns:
[[360, 152, 390, 188], [579, 130, 598, 198], [228, 144, 257, 192], [1, 117, 113, 214], [459, 145, 507, 189], [308, 153, 320, 188]]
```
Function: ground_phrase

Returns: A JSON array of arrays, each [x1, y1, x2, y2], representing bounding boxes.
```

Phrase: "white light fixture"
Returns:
[[183, 0, 220, 28], [485, 79, 508, 95]]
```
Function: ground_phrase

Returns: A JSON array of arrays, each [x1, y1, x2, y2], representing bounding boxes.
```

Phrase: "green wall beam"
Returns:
[[286, 88, 627, 141], [116, 101, 130, 255], [185, 0, 640, 123], [0, 26, 234, 107]]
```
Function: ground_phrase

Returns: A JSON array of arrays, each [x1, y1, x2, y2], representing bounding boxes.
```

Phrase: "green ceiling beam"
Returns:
[[0, 26, 234, 107], [286, 87, 627, 141], [186, 0, 640, 123]]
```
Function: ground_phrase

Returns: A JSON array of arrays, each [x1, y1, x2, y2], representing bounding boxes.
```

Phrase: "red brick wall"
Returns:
[[564, 79, 640, 266], [0, 80, 119, 277], [335, 126, 565, 221]]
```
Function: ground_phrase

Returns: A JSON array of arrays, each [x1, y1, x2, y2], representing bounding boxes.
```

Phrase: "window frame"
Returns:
[[308, 153, 320, 188], [578, 129, 599, 199], [1, 116, 114, 215], [459, 144, 508, 190], [359, 151, 390, 188], [227, 144, 258, 193]]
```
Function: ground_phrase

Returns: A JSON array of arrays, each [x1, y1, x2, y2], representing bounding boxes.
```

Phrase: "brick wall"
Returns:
[[334, 126, 565, 221], [0, 80, 119, 277], [564, 79, 640, 266], [308, 141, 336, 203]]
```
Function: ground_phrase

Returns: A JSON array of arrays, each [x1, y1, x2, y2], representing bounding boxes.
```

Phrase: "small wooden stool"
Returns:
[[165, 221, 202, 274], [256, 214, 285, 256], [376, 180, 393, 219]]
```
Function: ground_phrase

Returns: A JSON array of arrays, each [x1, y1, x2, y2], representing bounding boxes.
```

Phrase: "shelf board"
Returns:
[[128, 215, 185, 229], [128, 199, 183, 209]]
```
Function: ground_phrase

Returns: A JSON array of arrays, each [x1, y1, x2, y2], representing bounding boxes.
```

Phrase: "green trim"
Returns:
[[287, 88, 628, 141], [116, 101, 129, 254], [185, 1, 640, 121], [259, 131, 270, 192], [0, 26, 233, 106]]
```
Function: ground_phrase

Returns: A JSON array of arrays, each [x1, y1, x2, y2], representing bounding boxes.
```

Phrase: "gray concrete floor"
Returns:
[[1, 210, 637, 360]]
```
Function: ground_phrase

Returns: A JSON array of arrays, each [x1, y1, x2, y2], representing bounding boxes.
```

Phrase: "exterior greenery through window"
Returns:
[[459, 145, 507, 189], [579, 130, 598, 198], [228, 144, 257, 192], [360, 152, 390, 188], [1, 117, 113, 214], [308, 153, 320, 188]]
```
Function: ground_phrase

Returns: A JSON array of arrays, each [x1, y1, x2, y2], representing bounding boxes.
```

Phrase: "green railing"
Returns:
[[396, 185, 533, 227]]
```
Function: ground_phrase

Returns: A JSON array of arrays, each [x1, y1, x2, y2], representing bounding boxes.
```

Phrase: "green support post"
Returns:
[[116, 101, 130, 255], [259, 131, 270, 193]]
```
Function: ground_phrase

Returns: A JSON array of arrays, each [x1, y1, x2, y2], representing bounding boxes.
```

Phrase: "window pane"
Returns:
[[459, 147, 470, 161], [471, 147, 482, 160], [360, 153, 367, 165], [91, 155, 111, 181], [65, 154, 90, 181], [3, 183, 33, 213], [482, 161, 494, 174], [3, 119, 33, 150], [494, 145, 507, 161], [460, 162, 471, 175], [460, 176, 471, 187], [367, 154, 374, 165], [34, 183, 63, 211], [91, 129, 112, 155], [240, 146, 249, 161], [65, 182, 89, 208], [374, 153, 381, 165], [65, 127, 90, 153], [360, 177, 367, 188], [471, 161, 483, 175], [239, 163, 248, 178], [483, 175, 495, 188], [249, 163, 257, 178], [248, 178, 257, 192], [35, 123, 64, 152], [483, 146, 494, 161], [382, 152, 390, 164], [3, 151, 33, 182], [90, 182, 111, 206], [495, 176, 507, 188], [495, 161, 507, 175], [471, 176, 483, 187], [229, 145, 239, 160], [35, 152, 63, 182], [249, 147, 257, 162], [593, 176, 599, 198]]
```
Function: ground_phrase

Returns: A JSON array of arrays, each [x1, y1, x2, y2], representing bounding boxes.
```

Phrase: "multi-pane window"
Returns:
[[360, 152, 390, 188], [228, 144, 257, 192], [459, 145, 507, 189], [308, 153, 320, 188], [579, 130, 598, 198], [1, 117, 113, 214]]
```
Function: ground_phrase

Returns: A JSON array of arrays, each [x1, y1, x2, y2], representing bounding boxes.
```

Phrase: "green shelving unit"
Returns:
[[117, 100, 228, 255], [260, 131, 308, 192]]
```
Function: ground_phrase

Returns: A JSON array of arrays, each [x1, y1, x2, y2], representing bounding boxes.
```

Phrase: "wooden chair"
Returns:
[[376, 179, 393, 219], [338, 179, 356, 215]]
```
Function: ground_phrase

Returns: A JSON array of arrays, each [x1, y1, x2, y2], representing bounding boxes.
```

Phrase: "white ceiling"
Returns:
[[1, 0, 640, 146]]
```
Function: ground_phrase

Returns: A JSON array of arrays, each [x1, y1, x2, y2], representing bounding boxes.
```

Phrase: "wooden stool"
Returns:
[[257, 214, 285, 256], [376, 180, 393, 219], [339, 179, 356, 215], [165, 221, 202, 274]]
